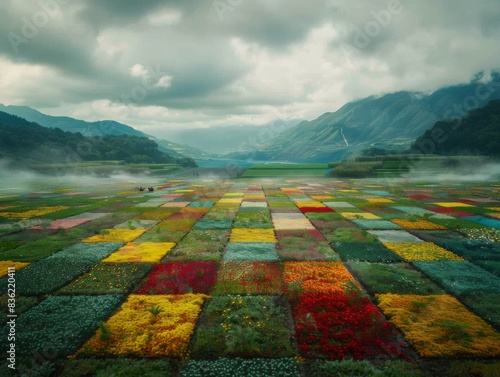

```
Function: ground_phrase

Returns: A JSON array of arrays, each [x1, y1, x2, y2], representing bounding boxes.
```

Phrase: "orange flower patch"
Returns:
[[284, 262, 356, 295], [391, 219, 446, 230]]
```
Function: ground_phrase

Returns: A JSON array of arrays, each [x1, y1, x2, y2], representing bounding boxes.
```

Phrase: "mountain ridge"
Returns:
[[239, 74, 500, 162], [0, 111, 197, 169], [0, 104, 208, 160]]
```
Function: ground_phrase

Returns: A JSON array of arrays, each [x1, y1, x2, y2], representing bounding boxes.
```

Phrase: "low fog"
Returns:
[[403, 162, 500, 182], [0, 159, 158, 194]]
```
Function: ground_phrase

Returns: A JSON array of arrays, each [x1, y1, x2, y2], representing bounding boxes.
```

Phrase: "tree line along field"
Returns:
[[0, 177, 500, 376], [328, 155, 494, 178], [242, 164, 329, 178]]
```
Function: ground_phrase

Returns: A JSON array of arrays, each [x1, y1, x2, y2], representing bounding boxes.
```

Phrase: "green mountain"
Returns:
[[0, 111, 196, 168], [0, 104, 208, 160], [242, 73, 500, 162], [411, 99, 500, 157]]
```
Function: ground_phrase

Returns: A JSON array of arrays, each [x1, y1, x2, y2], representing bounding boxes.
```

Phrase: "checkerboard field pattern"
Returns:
[[1, 178, 500, 375]]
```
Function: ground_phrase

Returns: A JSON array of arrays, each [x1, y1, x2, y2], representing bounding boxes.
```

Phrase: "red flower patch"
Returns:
[[407, 195, 433, 200], [292, 291, 406, 360], [299, 207, 335, 213], [428, 207, 474, 218], [134, 261, 218, 294]]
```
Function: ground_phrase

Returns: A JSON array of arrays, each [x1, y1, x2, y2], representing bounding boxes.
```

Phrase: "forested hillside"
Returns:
[[411, 99, 500, 157], [0, 112, 197, 167]]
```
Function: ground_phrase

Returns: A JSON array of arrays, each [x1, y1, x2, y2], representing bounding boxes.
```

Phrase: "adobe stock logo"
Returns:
[[7, 0, 72, 54], [213, 0, 244, 21], [341, 0, 403, 58]]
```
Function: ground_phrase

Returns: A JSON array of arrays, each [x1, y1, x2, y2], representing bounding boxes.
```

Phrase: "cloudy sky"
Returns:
[[1, 0, 499, 138]]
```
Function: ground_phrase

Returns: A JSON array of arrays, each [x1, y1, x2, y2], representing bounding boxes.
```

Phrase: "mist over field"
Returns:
[[405, 163, 500, 182], [0, 159, 153, 193]]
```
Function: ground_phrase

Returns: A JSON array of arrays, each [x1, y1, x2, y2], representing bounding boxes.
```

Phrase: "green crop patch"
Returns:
[[59, 262, 152, 295], [168, 229, 230, 261], [1, 242, 123, 295], [332, 242, 402, 262], [413, 261, 500, 296], [0, 295, 123, 357], [346, 262, 444, 295], [224, 242, 279, 261], [192, 295, 294, 358], [180, 358, 300, 377]]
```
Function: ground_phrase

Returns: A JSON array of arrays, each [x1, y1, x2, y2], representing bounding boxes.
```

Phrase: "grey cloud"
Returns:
[[208, 1, 340, 49], [0, 2, 97, 76], [77, 0, 176, 29], [0, 0, 499, 128]]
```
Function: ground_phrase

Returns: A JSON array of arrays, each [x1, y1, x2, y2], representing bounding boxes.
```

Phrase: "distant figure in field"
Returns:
[[148, 186, 155, 192], [139, 187, 145, 191]]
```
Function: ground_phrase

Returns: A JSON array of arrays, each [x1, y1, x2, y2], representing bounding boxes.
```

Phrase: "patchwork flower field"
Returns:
[[1, 177, 500, 376]]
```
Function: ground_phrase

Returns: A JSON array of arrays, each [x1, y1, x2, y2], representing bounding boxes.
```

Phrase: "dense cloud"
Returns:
[[0, 0, 499, 137]]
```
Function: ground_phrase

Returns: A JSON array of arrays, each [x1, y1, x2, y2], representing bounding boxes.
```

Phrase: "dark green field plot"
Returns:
[[242, 164, 328, 178]]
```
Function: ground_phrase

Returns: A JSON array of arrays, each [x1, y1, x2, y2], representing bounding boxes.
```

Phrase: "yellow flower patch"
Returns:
[[310, 195, 335, 200], [461, 228, 500, 242], [295, 201, 326, 208], [217, 198, 243, 204], [230, 229, 277, 243], [0, 206, 69, 220], [83, 229, 146, 243], [341, 212, 380, 220], [77, 294, 209, 358], [103, 242, 175, 263], [339, 189, 358, 193], [223, 193, 245, 197], [0, 261, 30, 278], [383, 242, 464, 261], [284, 262, 356, 294], [487, 207, 500, 212], [367, 198, 394, 204], [432, 202, 473, 208], [391, 219, 447, 230], [244, 195, 265, 199], [376, 294, 500, 357]]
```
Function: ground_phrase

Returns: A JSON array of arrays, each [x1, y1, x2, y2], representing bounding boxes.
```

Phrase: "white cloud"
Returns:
[[147, 9, 182, 26], [155, 75, 173, 89], [130, 63, 149, 78]]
